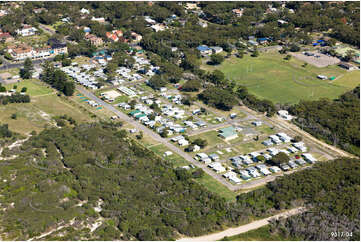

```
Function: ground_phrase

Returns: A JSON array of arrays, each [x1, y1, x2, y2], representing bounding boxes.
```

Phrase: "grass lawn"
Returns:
[[201, 53, 359, 104], [149, 144, 190, 168], [113, 95, 129, 104], [195, 173, 238, 202], [220, 225, 292, 241], [73, 56, 92, 65], [190, 130, 227, 148], [0, 68, 20, 76], [234, 141, 265, 154], [332, 70, 360, 88], [122, 123, 160, 147], [255, 125, 276, 136], [4, 79, 54, 97], [198, 112, 223, 124]]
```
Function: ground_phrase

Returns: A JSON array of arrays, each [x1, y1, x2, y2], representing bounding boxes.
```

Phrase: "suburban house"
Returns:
[[210, 46, 223, 54], [218, 126, 238, 141], [106, 30, 123, 42], [7, 44, 33, 61], [16, 25, 37, 36], [151, 23, 167, 32], [257, 37, 270, 45], [198, 20, 208, 28], [83, 27, 91, 34], [277, 19, 288, 25], [85, 34, 103, 46], [144, 16, 156, 25], [232, 8, 244, 17], [130, 32, 142, 42], [0, 9, 8, 17], [91, 17, 105, 23], [185, 3, 199, 10], [33, 8, 46, 14], [80, 8, 90, 14], [277, 110, 293, 120], [49, 40, 68, 55], [197, 45, 212, 56], [0, 32, 14, 42], [248, 40, 258, 46]]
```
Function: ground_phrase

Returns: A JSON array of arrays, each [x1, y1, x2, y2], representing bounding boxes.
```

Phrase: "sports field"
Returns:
[[202, 53, 360, 104]]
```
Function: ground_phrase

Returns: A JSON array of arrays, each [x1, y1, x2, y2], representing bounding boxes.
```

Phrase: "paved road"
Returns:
[[0, 57, 54, 71], [76, 86, 241, 191], [39, 24, 56, 35], [177, 207, 306, 241]]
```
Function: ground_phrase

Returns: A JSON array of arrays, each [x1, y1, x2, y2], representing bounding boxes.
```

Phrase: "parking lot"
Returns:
[[291, 51, 340, 68]]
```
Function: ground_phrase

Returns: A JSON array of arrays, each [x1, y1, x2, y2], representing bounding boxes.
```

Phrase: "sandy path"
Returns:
[[28, 218, 76, 241], [176, 207, 305, 241]]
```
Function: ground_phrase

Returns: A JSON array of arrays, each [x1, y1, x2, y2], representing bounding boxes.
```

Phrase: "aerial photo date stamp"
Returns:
[[330, 231, 353, 238]]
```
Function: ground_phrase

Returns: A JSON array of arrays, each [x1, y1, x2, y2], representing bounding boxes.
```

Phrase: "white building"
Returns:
[[80, 8, 90, 14], [208, 162, 226, 173], [16, 25, 37, 36], [178, 139, 189, 146], [277, 110, 293, 120], [303, 153, 317, 163]]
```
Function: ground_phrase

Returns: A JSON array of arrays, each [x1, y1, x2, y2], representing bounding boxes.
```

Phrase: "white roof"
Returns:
[[249, 152, 261, 158], [196, 153, 208, 159]]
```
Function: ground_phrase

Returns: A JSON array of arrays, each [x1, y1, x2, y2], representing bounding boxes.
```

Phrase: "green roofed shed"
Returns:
[[218, 126, 238, 141], [129, 110, 141, 116]]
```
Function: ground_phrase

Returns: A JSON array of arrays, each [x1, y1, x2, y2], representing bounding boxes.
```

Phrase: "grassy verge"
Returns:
[[194, 173, 238, 202], [149, 144, 190, 168]]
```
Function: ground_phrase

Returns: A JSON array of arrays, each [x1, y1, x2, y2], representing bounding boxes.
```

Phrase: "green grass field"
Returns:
[[190, 130, 227, 148], [149, 144, 190, 168], [202, 53, 360, 104], [4, 79, 54, 97], [195, 173, 238, 201], [234, 140, 265, 154], [220, 225, 292, 241]]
